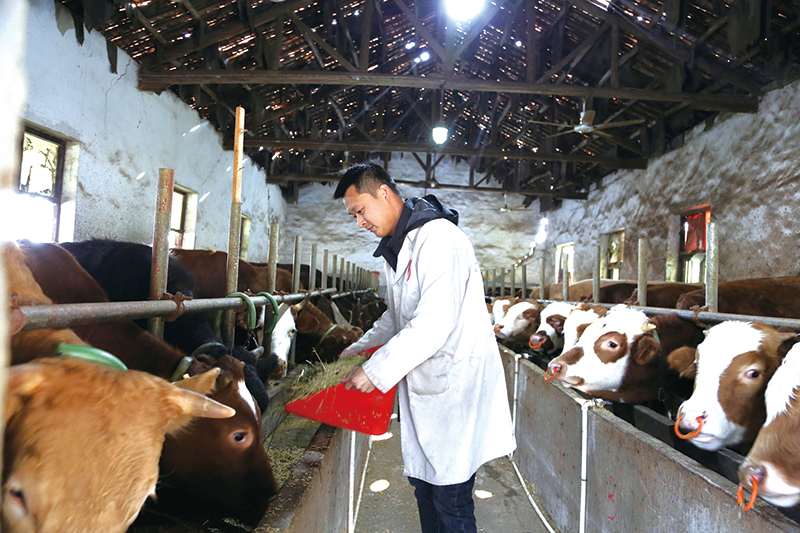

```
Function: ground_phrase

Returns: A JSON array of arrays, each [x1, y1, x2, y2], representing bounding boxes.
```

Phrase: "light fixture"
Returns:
[[446, 0, 484, 21], [432, 124, 448, 144]]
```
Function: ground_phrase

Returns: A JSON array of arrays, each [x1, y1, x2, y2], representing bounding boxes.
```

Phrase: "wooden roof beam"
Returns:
[[139, 70, 759, 112], [244, 139, 647, 168]]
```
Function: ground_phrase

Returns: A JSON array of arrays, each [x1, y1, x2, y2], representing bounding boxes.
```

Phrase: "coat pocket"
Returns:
[[407, 354, 451, 396]]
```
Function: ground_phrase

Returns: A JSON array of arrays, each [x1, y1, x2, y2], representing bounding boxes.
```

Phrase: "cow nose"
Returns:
[[545, 362, 562, 382], [739, 463, 766, 487], [529, 334, 545, 350], [494, 324, 503, 333]]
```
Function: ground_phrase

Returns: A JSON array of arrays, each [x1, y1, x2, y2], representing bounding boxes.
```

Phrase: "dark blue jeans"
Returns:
[[408, 474, 477, 533]]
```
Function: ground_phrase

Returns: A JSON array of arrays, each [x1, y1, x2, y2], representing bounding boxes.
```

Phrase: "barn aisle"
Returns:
[[356, 417, 554, 533]]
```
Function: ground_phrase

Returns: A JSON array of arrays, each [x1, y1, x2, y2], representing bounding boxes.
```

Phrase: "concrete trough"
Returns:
[[501, 347, 800, 533]]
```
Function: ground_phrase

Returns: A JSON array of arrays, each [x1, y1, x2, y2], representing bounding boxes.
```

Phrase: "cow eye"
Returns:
[[745, 369, 761, 379], [232, 431, 250, 444], [605, 340, 619, 349]]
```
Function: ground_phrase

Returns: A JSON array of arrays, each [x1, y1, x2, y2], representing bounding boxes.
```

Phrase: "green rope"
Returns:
[[56, 343, 128, 371]]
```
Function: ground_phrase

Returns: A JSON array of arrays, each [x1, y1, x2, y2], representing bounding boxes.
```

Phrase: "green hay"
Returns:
[[285, 355, 367, 403]]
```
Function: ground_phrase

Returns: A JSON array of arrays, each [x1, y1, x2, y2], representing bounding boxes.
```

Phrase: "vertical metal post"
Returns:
[[483, 269, 488, 295], [332, 254, 339, 291], [322, 249, 329, 290], [510, 266, 516, 298], [148, 168, 174, 339], [345, 261, 352, 292], [666, 215, 680, 282], [539, 257, 546, 301], [340, 257, 345, 291], [706, 221, 719, 312], [560, 248, 568, 301], [593, 245, 601, 303], [223, 105, 246, 346], [267, 222, 279, 293], [309, 243, 318, 290], [638, 238, 649, 307], [500, 270, 506, 297], [292, 236, 302, 293], [491, 269, 497, 297], [521, 265, 527, 299]]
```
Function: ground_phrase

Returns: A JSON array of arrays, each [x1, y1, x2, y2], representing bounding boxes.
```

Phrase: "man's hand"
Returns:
[[343, 366, 376, 393], [339, 345, 359, 359]]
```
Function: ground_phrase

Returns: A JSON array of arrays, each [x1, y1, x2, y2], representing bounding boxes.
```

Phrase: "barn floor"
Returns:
[[356, 417, 554, 533]]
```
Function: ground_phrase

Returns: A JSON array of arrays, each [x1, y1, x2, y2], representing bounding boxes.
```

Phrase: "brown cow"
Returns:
[[2, 357, 233, 533], [292, 297, 363, 364], [738, 343, 800, 507], [676, 277, 800, 318], [9, 241, 279, 519], [627, 282, 704, 309]]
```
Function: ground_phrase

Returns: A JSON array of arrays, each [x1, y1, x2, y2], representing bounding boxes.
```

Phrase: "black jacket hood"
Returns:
[[373, 195, 459, 271]]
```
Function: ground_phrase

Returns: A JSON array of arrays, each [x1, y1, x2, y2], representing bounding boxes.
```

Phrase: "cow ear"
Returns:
[[546, 314, 566, 333], [521, 308, 541, 324], [631, 335, 660, 365], [667, 346, 698, 379], [576, 323, 590, 340], [174, 367, 222, 396], [295, 312, 319, 333], [4, 363, 48, 423]]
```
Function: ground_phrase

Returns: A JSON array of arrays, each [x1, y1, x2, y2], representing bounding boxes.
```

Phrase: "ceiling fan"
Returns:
[[530, 101, 645, 140], [499, 193, 529, 213]]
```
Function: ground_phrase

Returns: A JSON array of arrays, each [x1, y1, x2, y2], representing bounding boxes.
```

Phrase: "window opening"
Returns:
[[604, 229, 625, 280], [555, 243, 574, 285], [679, 206, 710, 283], [168, 188, 189, 249]]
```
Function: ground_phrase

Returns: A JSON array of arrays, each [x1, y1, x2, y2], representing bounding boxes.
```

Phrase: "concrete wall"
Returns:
[[502, 350, 800, 533], [284, 82, 800, 287], [19, 0, 286, 260]]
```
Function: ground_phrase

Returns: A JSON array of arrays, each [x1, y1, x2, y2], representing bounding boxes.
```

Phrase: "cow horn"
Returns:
[[292, 293, 310, 313], [171, 388, 236, 419], [641, 323, 656, 332]]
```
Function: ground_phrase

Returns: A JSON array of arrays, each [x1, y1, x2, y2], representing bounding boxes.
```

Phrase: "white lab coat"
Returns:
[[346, 219, 516, 485]]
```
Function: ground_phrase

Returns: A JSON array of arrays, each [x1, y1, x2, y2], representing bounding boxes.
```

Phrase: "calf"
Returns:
[[2, 357, 233, 533], [738, 344, 800, 507], [493, 300, 541, 344], [670, 321, 795, 451], [490, 296, 519, 325], [528, 302, 576, 357]]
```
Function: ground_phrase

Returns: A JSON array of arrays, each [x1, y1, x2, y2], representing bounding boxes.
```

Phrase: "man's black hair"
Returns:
[[334, 162, 401, 199]]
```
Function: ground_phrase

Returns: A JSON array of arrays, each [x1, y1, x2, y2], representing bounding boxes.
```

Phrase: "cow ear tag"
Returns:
[[285, 346, 395, 436]]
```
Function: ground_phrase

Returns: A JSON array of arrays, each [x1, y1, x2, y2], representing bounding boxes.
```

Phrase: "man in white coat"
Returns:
[[335, 163, 516, 533]]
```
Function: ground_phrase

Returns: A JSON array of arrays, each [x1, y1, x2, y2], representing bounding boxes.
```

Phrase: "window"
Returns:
[[604, 229, 625, 280], [10, 129, 65, 242], [240, 215, 251, 260], [555, 243, 574, 285], [168, 188, 189, 249], [679, 205, 711, 283]]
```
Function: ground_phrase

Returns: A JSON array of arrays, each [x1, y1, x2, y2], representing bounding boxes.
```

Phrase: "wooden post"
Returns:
[[637, 238, 649, 307], [267, 223, 279, 293], [223, 106, 246, 346]]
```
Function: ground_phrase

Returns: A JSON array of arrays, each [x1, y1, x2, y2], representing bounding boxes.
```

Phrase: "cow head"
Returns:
[[528, 302, 576, 355], [158, 355, 278, 521], [738, 344, 800, 507], [490, 296, 518, 324], [267, 303, 296, 377], [292, 297, 363, 363], [546, 306, 661, 402], [561, 303, 608, 352], [493, 301, 541, 343], [2, 358, 233, 533], [672, 322, 793, 451]]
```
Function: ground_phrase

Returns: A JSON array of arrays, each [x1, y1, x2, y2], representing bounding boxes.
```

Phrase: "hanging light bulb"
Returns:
[[432, 124, 448, 145]]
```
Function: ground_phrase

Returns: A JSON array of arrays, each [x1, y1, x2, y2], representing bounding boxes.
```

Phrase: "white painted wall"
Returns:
[[19, 0, 285, 260]]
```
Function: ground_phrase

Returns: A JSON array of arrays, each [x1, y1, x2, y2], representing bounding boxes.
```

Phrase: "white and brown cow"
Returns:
[[490, 296, 518, 325], [561, 303, 608, 352], [670, 321, 795, 451], [545, 306, 662, 403], [493, 300, 541, 343], [528, 301, 577, 356], [738, 343, 800, 507]]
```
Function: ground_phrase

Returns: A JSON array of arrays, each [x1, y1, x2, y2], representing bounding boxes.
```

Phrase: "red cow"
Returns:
[[627, 282, 704, 309], [669, 321, 795, 451], [2, 357, 233, 533], [8, 241, 278, 519], [738, 343, 800, 507], [676, 277, 800, 318], [493, 300, 541, 343]]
